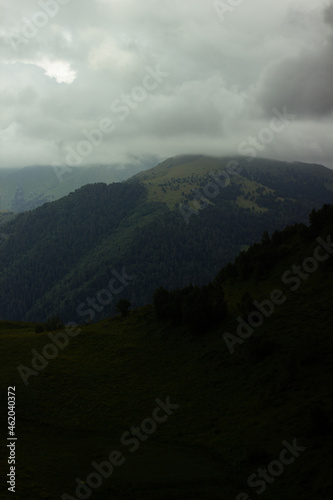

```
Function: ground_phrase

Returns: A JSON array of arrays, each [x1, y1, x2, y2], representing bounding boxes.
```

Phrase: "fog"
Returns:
[[1, 0, 332, 170]]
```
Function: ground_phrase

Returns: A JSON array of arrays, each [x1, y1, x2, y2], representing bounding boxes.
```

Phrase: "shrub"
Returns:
[[44, 316, 63, 331], [238, 291, 254, 320], [153, 287, 171, 320], [116, 298, 131, 317]]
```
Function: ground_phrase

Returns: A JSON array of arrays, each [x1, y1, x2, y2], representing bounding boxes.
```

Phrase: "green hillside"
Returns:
[[1, 157, 333, 323], [131, 155, 333, 209], [0, 205, 332, 499]]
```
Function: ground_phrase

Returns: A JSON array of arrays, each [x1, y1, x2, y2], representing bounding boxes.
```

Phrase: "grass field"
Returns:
[[1, 222, 333, 499]]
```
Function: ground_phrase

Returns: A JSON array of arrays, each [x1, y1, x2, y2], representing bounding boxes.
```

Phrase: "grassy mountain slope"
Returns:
[[131, 155, 333, 209], [1, 156, 333, 323], [0, 205, 332, 499]]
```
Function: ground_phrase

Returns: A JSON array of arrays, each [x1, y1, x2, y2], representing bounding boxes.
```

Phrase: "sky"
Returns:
[[0, 0, 333, 171]]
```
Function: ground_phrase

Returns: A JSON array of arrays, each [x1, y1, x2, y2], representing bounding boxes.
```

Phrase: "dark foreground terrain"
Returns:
[[1, 204, 333, 499]]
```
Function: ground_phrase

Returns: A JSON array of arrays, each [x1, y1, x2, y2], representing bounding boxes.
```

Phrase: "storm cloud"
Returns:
[[0, 0, 332, 170]]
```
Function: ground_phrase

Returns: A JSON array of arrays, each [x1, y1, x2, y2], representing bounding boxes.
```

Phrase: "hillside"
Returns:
[[0, 204, 332, 499], [131, 155, 333, 211], [1, 156, 333, 323], [0, 163, 153, 213]]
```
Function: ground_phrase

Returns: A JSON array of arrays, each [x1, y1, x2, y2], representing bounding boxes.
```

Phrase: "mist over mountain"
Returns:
[[0, 160, 157, 212], [1, 1, 333, 170]]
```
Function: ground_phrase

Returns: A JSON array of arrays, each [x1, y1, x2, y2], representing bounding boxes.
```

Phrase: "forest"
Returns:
[[0, 159, 333, 323]]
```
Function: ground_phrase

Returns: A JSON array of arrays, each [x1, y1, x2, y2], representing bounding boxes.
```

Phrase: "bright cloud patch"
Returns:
[[36, 58, 76, 84]]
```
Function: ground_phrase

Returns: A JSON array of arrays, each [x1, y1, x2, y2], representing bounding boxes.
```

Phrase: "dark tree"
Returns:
[[153, 287, 171, 319], [238, 291, 254, 320], [116, 299, 131, 317]]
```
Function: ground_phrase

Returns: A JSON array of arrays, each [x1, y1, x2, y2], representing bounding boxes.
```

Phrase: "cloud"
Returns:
[[255, 3, 333, 118], [0, 0, 332, 170], [325, 1, 333, 26], [2, 57, 77, 83]]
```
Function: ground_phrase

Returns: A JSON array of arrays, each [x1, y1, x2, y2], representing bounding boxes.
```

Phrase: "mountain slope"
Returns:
[[0, 204, 332, 499], [0, 163, 153, 212], [1, 156, 333, 322], [131, 155, 333, 210]]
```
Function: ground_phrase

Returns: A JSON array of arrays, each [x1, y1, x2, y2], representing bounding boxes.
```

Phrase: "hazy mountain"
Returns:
[[0, 161, 157, 213], [0, 155, 333, 323]]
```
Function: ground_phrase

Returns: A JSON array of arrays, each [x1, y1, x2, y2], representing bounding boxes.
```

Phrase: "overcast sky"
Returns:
[[1, 0, 333, 170]]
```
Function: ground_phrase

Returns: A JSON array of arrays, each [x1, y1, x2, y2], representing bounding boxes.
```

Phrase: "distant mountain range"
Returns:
[[0, 161, 157, 213], [0, 155, 333, 322]]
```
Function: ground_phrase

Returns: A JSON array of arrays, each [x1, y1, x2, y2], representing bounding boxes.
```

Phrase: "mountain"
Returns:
[[131, 154, 333, 210], [0, 162, 156, 213], [1, 204, 332, 499], [0, 155, 333, 323]]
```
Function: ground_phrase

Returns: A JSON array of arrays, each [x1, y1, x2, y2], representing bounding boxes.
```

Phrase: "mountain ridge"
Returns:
[[1, 156, 333, 323], [0, 161, 156, 213]]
